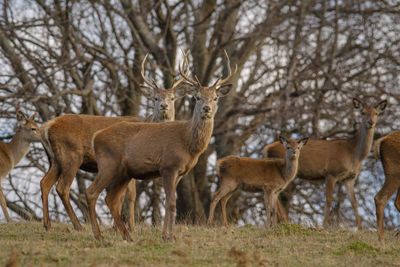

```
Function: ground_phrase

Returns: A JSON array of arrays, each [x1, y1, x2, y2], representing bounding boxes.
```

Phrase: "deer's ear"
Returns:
[[139, 85, 155, 99], [298, 138, 309, 147], [216, 84, 232, 97], [352, 97, 363, 109], [376, 100, 387, 114], [29, 112, 37, 122], [279, 135, 288, 146], [16, 110, 26, 123], [174, 81, 192, 98]]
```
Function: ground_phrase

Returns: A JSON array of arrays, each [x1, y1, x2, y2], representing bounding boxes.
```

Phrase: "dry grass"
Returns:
[[0, 222, 399, 266]]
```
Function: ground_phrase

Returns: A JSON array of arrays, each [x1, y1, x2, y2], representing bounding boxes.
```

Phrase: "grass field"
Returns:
[[0, 222, 399, 266]]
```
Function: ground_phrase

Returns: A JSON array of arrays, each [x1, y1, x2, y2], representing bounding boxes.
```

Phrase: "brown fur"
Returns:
[[263, 98, 387, 229], [208, 137, 307, 228], [39, 83, 188, 232], [0, 111, 40, 222], [86, 83, 233, 242], [374, 131, 400, 241]]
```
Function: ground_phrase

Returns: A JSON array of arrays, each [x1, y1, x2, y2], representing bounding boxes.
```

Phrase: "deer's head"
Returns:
[[179, 50, 236, 120], [353, 98, 387, 129], [279, 136, 308, 160], [140, 54, 189, 121], [16, 109, 41, 142]]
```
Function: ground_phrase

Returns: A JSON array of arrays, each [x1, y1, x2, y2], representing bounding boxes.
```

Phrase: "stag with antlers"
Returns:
[[39, 54, 189, 232], [85, 50, 237, 242]]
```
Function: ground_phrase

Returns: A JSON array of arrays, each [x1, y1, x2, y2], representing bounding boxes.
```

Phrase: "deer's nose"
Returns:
[[203, 106, 211, 113], [160, 103, 168, 110], [367, 119, 374, 126]]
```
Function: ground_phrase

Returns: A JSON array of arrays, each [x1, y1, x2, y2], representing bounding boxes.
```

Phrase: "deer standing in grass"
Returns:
[[39, 54, 188, 232], [0, 110, 41, 222], [208, 136, 308, 228], [374, 131, 400, 241], [264, 98, 387, 229], [86, 51, 236, 242]]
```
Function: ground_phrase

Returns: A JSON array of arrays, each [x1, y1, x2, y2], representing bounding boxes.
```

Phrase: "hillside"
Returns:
[[0, 222, 399, 266]]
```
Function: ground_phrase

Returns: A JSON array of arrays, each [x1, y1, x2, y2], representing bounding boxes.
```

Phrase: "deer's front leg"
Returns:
[[162, 170, 178, 242], [263, 187, 272, 228], [344, 177, 363, 230], [323, 176, 337, 229]]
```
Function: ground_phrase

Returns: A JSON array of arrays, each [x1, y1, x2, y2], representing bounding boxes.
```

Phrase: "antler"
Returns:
[[215, 50, 238, 87], [141, 53, 161, 91], [178, 50, 200, 86], [171, 50, 191, 90]]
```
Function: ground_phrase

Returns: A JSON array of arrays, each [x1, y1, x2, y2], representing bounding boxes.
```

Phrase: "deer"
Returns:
[[263, 97, 387, 230], [39, 54, 189, 232], [85, 50, 236, 242], [0, 109, 41, 222], [373, 131, 400, 241], [208, 136, 308, 228]]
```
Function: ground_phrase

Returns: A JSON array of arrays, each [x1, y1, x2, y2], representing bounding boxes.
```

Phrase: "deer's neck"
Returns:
[[149, 110, 174, 123], [353, 125, 375, 161], [7, 132, 31, 167], [283, 156, 299, 182], [186, 116, 214, 155]]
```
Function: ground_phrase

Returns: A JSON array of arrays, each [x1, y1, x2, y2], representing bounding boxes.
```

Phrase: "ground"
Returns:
[[0, 222, 399, 266]]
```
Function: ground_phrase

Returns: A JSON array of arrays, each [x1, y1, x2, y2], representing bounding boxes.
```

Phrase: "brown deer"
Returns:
[[374, 131, 400, 241], [264, 98, 387, 230], [0, 109, 41, 222], [85, 51, 236, 242], [208, 136, 308, 228], [39, 54, 189, 232]]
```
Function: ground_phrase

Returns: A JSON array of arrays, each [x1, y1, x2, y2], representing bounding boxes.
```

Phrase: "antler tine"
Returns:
[[211, 76, 221, 87], [171, 49, 191, 90], [141, 53, 158, 90], [216, 50, 238, 86], [151, 79, 161, 90], [178, 49, 199, 86], [194, 75, 201, 85]]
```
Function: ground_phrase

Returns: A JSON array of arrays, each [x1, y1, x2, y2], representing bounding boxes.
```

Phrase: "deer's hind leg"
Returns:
[[86, 164, 119, 241], [114, 179, 136, 232], [55, 155, 83, 231], [106, 177, 132, 242], [374, 174, 400, 241], [208, 178, 238, 226]]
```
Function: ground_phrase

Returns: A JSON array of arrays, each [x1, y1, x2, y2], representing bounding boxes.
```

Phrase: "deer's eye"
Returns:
[[361, 111, 366, 115], [213, 97, 218, 101], [171, 97, 175, 101], [31, 127, 37, 131], [154, 97, 159, 101]]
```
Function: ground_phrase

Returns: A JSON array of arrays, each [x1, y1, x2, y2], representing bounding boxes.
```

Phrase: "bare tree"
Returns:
[[0, 0, 399, 230]]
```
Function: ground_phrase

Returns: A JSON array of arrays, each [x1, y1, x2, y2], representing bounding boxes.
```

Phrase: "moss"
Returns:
[[334, 241, 378, 256]]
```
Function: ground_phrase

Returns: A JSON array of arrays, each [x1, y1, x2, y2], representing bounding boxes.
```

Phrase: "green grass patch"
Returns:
[[335, 241, 378, 256]]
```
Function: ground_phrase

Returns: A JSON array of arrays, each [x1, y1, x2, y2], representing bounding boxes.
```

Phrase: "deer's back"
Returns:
[[42, 114, 142, 171], [378, 131, 400, 176], [265, 139, 355, 180]]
